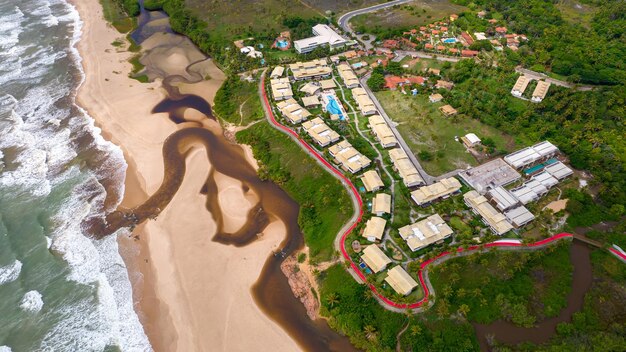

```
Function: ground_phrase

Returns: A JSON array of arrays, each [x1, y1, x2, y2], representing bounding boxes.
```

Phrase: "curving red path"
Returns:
[[258, 75, 605, 310]]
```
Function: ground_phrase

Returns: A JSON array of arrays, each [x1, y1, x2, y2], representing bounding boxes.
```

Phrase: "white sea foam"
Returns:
[[0, 346, 12, 352], [20, 290, 44, 312], [0, 260, 22, 285]]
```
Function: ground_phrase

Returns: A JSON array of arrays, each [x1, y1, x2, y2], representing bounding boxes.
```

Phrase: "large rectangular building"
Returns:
[[276, 98, 310, 124], [328, 140, 371, 174], [385, 266, 418, 296], [363, 216, 387, 242], [337, 64, 360, 88], [504, 206, 535, 227], [368, 115, 397, 148], [360, 170, 384, 192], [544, 161, 573, 180], [361, 245, 392, 273], [270, 77, 293, 101], [504, 141, 559, 169], [487, 186, 520, 212], [389, 148, 424, 188], [372, 193, 391, 216], [301, 117, 340, 147], [458, 158, 521, 194], [511, 75, 530, 97], [531, 81, 550, 102], [289, 58, 332, 81], [294, 24, 348, 54], [352, 87, 377, 115], [410, 177, 462, 206], [464, 190, 514, 235], [399, 214, 453, 252], [510, 179, 548, 204]]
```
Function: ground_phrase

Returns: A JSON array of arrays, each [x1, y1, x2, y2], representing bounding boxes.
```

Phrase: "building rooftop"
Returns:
[[372, 193, 391, 215], [439, 104, 458, 116], [299, 82, 321, 96], [276, 98, 310, 124], [301, 117, 339, 146], [270, 66, 285, 78], [388, 148, 424, 187], [458, 158, 521, 194], [360, 170, 384, 192], [363, 216, 387, 241], [531, 171, 559, 189], [270, 77, 293, 101], [289, 58, 332, 80], [487, 186, 520, 212], [510, 179, 548, 205], [385, 266, 418, 296], [531, 81, 551, 101], [293, 24, 347, 53], [319, 79, 337, 90], [399, 214, 453, 251], [544, 161, 573, 180], [504, 206, 535, 227], [328, 140, 371, 173], [301, 95, 321, 107], [511, 75, 530, 95], [504, 141, 558, 169], [369, 115, 397, 147], [464, 190, 514, 235], [337, 64, 360, 87], [352, 87, 377, 114], [410, 177, 461, 205], [429, 93, 443, 102], [361, 245, 391, 273]]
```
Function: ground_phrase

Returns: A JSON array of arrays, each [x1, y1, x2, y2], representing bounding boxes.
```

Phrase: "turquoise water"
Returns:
[[326, 96, 345, 120], [277, 40, 288, 48], [352, 62, 363, 68], [0, 0, 149, 350], [523, 158, 559, 175], [443, 38, 457, 43]]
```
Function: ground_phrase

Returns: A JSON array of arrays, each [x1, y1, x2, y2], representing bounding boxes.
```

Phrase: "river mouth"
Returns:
[[473, 240, 593, 350], [92, 3, 358, 351]]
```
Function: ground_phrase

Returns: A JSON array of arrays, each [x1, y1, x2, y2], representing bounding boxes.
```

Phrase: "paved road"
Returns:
[[359, 73, 437, 185], [515, 67, 597, 91], [338, 0, 415, 36]]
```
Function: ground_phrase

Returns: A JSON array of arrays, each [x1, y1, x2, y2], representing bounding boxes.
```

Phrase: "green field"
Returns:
[[236, 122, 352, 262], [214, 75, 264, 126], [374, 91, 515, 176], [350, 0, 466, 34], [556, 0, 598, 28], [99, 0, 135, 33]]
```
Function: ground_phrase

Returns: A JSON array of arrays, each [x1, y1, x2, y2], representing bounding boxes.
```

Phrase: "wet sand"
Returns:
[[72, 0, 301, 350]]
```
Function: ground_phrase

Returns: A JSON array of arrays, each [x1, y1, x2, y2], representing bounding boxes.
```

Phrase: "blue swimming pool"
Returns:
[[277, 40, 288, 48], [352, 62, 363, 68], [443, 38, 457, 44], [326, 95, 345, 120]]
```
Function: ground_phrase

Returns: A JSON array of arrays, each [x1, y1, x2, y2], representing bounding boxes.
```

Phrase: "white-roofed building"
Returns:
[[462, 133, 481, 148], [510, 179, 548, 204], [294, 24, 348, 54], [385, 266, 418, 295], [531, 171, 559, 189], [363, 216, 387, 242], [361, 245, 391, 273], [372, 193, 391, 216], [328, 140, 371, 174], [399, 214, 453, 252], [458, 158, 521, 194], [504, 141, 559, 169], [544, 161, 573, 180], [487, 186, 520, 212], [464, 191, 514, 235], [504, 206, 535, 227]]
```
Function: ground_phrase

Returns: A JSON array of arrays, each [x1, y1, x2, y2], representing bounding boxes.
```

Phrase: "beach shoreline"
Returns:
[[71, 1, 301, 350]]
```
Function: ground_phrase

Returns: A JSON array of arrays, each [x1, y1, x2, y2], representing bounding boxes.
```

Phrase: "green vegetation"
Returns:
[[350, 1, 467, 39], [99, 0, 136, 33], [128, 54, 148, 83], [236, 122, 352, 262], [444, 59, 626, 211], [213, 76, 264, 125], [374, 90, 515, 175]]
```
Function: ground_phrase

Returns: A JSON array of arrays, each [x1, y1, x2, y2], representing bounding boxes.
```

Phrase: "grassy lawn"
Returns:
[[236, 121, 352, 262], [350, 0, 466, 33], [374, 91, 514, 176], [214, 75, 264, 126], [99, 0, 135, 33], [556, 0, 598, 29]]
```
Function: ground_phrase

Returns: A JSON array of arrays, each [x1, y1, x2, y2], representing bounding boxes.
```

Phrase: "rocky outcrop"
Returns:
[[280, 255, 320, 320]]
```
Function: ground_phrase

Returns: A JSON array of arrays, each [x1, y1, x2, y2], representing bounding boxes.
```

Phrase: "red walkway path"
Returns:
[[259, 76, 586, 310]]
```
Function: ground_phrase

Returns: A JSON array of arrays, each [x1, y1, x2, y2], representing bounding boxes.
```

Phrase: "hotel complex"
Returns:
[[293, 24, 348, 54]]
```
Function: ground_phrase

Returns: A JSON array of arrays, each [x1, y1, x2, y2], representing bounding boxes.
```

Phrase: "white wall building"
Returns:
[[294, 24, 348, 54]]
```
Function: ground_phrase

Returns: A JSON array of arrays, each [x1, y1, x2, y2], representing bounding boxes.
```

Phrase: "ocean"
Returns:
[[0, 0, 150, 350]]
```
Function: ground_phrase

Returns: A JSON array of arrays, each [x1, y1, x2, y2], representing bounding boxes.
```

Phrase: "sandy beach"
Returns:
[[73, 0, 301, 350]]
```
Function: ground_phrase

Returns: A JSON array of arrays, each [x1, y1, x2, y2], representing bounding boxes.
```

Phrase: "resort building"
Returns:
[[544, 161, 573, 180], [385, 266, 418, 296], [293, 24, 348, 54], [511, 76, 530, 97], [360, 170, 384, 192], [337, 64, 360, 88], [276, 98, 310, 124], [504, 206, 535, 228], [429, 93, 443, 103], [270, 66, 285, 79], [435, 80, 454, 90], [352, 88, 377, 115], [301, 117, 340, 147], [368, 115, 397, 148], [328, 140, 371, 174], [389, 148, 424, 188], [361, 245, 392, 273], [531, 171, 559, 189], [504, 141, 559, 169], [289, 59, 332, 81], [487, 186, 520, 212], [439, 104, 458, 116], [372, 193, 391, 216], [462, 133, 481, 148], [301, 96, 321, 107], [410, 177, 462, 206], [299, 82, 321, 96], [363, 216, 387, 242], [531, 81, 551, 103], [458, 158, 521, 194], [464, 191, 514, 235], [320, 79, 337, 90], [399, 214, 453, 252], [510, 179, 549, 204], [270, 77, 293, 101]]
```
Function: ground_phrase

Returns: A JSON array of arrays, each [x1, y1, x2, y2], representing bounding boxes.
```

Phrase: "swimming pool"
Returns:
[[443, 38, 457, 44], [326, 95, 345, 120], [352, 62, 363, 68], [277, 40, 288, 48]]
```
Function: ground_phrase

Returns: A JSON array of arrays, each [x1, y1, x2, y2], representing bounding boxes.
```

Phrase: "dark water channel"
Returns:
[[473, 240, 593, 350]]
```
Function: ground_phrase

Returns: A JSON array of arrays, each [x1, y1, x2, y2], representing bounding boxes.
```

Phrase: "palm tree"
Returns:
[[364, 325, 378, 341], [325, 293, 339, 308], [458, 304, 470, 317], [410, 324, 422, 336]]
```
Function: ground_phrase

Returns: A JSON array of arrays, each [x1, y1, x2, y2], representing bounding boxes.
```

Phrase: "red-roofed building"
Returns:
[[425, 43, 434, 50], [450, 14, 459, 21], [437, 45, 446, 51], [432, 30, 439, 35], [407, 76, 425, 85], [461, 49, 479, 57], [401, 38, 418, 48], [449, 48, 459, 54], [429, 24, 435, 28], [384, 76, 425, 89], [488, 19, 498, 24], [461, 32, 474, 46], [496, 27, 508, 35], [440, 26, 448, 32], [420, 26, 427, 31], [410, 29, 417, 35], [383, 39, 399, 49]]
